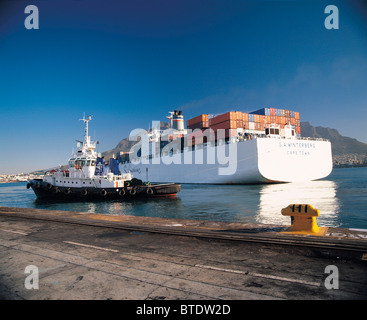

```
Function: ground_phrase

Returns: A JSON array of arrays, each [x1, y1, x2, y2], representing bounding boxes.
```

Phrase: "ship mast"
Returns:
[[80, 114, 93, 150]]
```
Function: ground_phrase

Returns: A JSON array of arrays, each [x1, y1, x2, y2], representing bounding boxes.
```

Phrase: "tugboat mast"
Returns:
[[80, 114, 93, 150]]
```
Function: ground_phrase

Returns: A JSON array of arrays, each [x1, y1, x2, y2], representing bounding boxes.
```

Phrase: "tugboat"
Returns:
[[27, 115, 181, 200]]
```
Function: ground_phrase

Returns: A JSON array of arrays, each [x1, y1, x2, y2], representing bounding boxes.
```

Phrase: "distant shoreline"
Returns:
[[334, 164, 367, 169]]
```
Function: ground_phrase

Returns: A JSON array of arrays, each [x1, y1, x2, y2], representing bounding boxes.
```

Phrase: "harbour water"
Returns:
[[1, 167, 366, 229]]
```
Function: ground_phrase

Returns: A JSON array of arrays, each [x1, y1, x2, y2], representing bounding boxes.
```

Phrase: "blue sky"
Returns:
[[0, 0, 367, 174]]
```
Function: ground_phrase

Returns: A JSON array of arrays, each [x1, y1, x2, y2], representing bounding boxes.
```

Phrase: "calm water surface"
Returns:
[[1, 167, 366, 229]]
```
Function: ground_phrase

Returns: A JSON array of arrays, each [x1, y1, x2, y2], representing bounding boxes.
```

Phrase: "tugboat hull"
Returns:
[[28, 179, 180, 201]]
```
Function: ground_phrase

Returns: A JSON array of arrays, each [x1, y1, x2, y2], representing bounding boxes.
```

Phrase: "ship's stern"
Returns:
[[256, 138, 333, 183]]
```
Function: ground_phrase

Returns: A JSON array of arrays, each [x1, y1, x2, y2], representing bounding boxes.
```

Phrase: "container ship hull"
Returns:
[[120, 137, 333, 184]]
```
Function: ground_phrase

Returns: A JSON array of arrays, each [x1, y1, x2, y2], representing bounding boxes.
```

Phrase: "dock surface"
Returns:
[[0, 206, 366, 300]]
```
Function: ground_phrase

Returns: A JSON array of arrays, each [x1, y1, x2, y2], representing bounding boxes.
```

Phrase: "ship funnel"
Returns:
[[171, 110, 184, 131]]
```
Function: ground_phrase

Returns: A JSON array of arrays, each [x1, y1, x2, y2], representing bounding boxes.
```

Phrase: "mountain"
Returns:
[[102, 122, 170, 159], [300, 122, 367, 156], [102, 121, 367, 163]]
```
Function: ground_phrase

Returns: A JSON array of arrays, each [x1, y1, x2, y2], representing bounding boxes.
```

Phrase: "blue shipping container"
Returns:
[[250, 108, 270, 116]]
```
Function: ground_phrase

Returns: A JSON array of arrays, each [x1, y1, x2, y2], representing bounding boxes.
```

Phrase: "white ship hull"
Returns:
[[119, 137, 333, 184]]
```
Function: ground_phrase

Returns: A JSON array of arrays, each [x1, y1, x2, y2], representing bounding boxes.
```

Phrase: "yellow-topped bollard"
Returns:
[[281, 204, 326, 235]]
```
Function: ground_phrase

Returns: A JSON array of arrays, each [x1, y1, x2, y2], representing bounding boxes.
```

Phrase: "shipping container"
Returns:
[[210, 111, 237, 126], [248, 122, 255, 130], [280, 116, 286, 125], [258, 115, 265, 123], [263, 115, 271, 124], [187, 121, 210, 130], [236, 111, 243, 120], [280, 109, 285, 117], [290, 110, 295, 118], [270, 108, 276, 116], [290, 118, 296, 125], [295, 112, 300, 120], [254, 122, 261, 131], [187, 114, 209, 127], [210, 120, 237, 130], [254, 114, 261, 122], [243, 113, 249, 122], [250, 108, 271, 116], [296, 126, 301, 134], [248, 114, 255, 122]]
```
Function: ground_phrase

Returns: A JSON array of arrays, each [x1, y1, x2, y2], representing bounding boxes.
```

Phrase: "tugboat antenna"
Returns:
[[79, 114, 93, 146]]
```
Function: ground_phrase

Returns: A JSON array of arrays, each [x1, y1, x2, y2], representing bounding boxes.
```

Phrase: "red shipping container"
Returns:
[[270, 116, 276, 123], [290, 118, 296, 125], [187, 121, 210, 130], [280, 117, 286, 124], [210, 112, 236, 126], [263, 115, 271, 124], [270, 108, 276, 116], [210, 120, 237, 130], [295, 112, 300, 120], [236, 111, 243, 120], [187, 114, 209, 127], [254, 114, 260, 123], [243, 113, 249, 122], [285, 110, 290, 117], [258, 115, 265, 123], [296, 127, 301, 134]]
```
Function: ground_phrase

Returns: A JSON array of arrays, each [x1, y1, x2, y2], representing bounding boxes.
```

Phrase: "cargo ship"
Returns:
[[27, 116, 181, 200], [118, 108, 333, 184]]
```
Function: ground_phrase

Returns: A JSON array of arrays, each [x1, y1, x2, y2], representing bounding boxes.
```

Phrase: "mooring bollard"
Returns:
[[281, 204, 325, 235]]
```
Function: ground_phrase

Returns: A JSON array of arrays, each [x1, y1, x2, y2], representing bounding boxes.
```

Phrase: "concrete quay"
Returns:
[[0, 206, 366, 301]]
